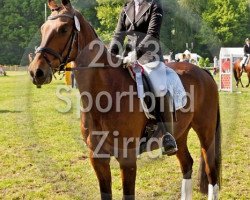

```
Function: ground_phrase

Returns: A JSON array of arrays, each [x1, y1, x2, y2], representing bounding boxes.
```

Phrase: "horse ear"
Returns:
[[48, 0, 59, 10], [61, 0, 71, 6]]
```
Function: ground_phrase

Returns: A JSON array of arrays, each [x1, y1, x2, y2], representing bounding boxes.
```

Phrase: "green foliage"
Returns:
[[198, 57, 211, 67], [0, 0, 45, 65], [200, 0, 249, 48], [198, 57, 205, 67], [95, 0, 123, 44], [204, 57, 210, 67], [0, 0, 249, 64], [0, 0, 99, 65], [73, 0, 99, 27]]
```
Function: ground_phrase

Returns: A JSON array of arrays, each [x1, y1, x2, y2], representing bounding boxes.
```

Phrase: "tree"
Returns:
[[200, 0, 249, 52], [161, 0, 208, 55], [0, 0, 99, 65], [204, 57, 210, 67], [198, 57, 205, 67], [0, 0, 46, 65], [0, 0, 249, 65], [178, 0, 208, 14], [95, 0, 123, 44], [73, 0, 99, 27]]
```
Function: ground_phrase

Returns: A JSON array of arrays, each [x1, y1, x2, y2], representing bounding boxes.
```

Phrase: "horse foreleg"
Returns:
[[236, 70, 244, 88], [176, 129, 193, 200], [118, 157, 137, 200], [90, 152, 112, 200], [239, 78, 244, 88], [246, 72, 250, 87], [236, 81, 239, 88]]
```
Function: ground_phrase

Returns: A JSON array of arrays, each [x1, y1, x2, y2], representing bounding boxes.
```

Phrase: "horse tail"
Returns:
[[215, 107, 222, 188], [198, 106, 222, 193]]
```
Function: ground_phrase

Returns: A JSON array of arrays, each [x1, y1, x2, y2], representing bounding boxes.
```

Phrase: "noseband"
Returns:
[[35, 13, 78, 73]]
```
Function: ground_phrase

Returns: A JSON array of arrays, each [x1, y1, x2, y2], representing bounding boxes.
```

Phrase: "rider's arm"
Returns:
[[136, 2, 163, 58], [244, 45, 247, 55], [110, 10, 126, 55]]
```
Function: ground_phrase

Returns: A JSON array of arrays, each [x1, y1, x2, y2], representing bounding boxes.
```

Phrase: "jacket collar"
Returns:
[[135, 0, 153, 23], [124, 0, 153, 24], [124, 1, 135, 25]]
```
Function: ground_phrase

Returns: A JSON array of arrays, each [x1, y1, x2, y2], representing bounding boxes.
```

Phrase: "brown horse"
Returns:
[[29, 1, 221, 199], [233, 59, 250, 88]]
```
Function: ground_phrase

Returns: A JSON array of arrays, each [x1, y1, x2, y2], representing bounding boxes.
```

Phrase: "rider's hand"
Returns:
[[115, 55, 123, 59], [123, 50, 137, 64]]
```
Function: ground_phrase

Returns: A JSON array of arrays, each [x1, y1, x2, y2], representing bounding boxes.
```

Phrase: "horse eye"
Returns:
[[59, 27, 68, 34]]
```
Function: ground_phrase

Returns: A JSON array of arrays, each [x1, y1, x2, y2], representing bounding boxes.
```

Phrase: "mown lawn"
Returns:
[[0, 71, 249, 199]]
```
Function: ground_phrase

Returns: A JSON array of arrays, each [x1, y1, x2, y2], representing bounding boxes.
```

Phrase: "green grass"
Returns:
[[0, 71, 249, 199]]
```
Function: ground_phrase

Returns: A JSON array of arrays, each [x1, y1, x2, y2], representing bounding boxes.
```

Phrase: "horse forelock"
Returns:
[[49, 6, 72, 17], [48, 5, 97, 40]]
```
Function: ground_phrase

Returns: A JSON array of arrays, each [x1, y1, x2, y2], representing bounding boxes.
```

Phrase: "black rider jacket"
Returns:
[[244, 44, 250, 55], [110, 0, 164, 64]]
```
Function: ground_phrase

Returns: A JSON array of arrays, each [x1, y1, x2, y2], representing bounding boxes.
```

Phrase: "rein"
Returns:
[[35, 13, 78, 76]]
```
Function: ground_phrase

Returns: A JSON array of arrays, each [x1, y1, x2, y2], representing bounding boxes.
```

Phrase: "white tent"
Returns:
[[219, 48, 244, 58], [183, 50, 191, 55], [163, 55, 170, 60], [175, 52, 201, 61]]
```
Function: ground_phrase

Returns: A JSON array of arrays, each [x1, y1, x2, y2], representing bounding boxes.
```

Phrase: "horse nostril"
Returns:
[[35, 69, 44, 78], [30, 71, 34, 78]]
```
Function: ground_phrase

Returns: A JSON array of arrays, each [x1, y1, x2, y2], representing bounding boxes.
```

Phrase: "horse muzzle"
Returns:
[[29, 68, 53, 86]]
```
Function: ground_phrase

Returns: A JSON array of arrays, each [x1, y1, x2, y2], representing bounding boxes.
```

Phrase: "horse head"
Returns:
[[29, 0, 82, 86]]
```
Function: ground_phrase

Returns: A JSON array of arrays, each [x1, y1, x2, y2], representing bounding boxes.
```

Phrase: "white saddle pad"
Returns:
[[141, 61, 187, 110]]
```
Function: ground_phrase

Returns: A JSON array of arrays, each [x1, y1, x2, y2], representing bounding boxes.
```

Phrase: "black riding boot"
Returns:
[[155, 96, 178, 156]]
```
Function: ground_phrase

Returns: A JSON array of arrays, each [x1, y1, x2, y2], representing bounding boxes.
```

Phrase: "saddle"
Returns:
[[127, 62, 156, 119], [127, 63, 171, 153]]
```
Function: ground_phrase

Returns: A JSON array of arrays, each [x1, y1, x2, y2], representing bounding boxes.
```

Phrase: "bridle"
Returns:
[[35, 11, 123, 77], [35, 13, 78, 75]]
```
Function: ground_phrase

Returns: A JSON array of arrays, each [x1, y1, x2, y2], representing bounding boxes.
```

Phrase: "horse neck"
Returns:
[[76, 15, 115, 68], [74, 14, 134, 91]]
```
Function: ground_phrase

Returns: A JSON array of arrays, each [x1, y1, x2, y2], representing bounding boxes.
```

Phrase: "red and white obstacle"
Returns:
[[219, 48, 244, 92]]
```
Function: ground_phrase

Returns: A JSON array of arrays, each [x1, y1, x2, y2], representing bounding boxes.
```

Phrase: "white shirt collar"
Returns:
[[134, 0, 143, 5]]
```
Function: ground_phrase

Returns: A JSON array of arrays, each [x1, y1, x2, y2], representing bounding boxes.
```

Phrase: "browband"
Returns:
[[48, 14, 74, 20]]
